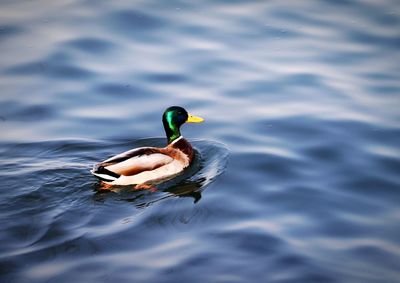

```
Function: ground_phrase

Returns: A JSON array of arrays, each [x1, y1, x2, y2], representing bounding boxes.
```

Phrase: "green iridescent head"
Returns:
[[162, 106, 204, 144]]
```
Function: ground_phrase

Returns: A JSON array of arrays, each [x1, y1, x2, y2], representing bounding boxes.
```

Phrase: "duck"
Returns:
[[91, 106, 204, 187]]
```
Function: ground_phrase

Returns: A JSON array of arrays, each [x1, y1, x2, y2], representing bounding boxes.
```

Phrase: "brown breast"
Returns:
[[168, 137, 194, 163]]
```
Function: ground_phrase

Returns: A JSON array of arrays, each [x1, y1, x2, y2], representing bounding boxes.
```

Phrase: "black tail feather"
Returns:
[[93, 165, 121, 180]]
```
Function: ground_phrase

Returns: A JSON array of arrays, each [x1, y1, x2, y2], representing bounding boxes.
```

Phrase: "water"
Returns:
[[1, 0, 400, 282]]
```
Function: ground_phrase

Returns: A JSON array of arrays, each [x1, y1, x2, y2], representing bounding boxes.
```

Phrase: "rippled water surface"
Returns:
[[1, 0, 400, 282]]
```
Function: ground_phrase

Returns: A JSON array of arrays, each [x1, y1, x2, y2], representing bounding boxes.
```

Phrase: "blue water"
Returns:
[[1, 0, 400, 282]]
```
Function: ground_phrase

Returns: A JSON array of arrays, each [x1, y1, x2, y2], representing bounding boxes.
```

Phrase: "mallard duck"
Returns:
[[91, 106, 204, 186]]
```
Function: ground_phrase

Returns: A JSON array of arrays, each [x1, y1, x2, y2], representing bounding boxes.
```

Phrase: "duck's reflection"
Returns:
[[93, 176, 206, 206], [163, 177, 205, 203]]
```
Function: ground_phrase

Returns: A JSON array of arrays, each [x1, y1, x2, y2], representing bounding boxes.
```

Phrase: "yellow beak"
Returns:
[[187, 114, 204, 123]]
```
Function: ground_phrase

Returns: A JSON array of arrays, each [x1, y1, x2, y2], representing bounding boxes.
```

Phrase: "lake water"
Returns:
[[1, 0, 400, 282]]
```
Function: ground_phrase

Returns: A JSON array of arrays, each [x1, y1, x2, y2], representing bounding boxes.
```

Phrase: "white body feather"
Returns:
[[106, 153, 173, 174], [107, 159, 186, 185]]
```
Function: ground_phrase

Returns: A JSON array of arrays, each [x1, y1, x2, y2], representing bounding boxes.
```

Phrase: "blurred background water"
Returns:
[[1, 0, 400, 282]]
